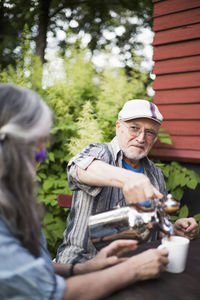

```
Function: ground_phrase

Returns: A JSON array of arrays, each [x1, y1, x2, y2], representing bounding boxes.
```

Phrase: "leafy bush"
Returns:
[[156, 161, 200, 231], [69, 101, 103, 156], [156, 162, 200, 201]]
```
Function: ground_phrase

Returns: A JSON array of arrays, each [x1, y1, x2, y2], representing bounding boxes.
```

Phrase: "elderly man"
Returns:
[[56, 99, 198, 264]]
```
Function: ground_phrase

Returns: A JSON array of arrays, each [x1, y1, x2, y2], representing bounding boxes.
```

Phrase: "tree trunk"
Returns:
[[36, 0, 51, 63]]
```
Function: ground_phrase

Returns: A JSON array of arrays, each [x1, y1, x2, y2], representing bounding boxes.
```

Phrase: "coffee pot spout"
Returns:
[[157, 214, 174, 236], [154, 194, 179, 236]]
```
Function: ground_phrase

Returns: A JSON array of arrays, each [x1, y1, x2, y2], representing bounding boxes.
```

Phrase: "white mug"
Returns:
[[158, 235, 190, 273]]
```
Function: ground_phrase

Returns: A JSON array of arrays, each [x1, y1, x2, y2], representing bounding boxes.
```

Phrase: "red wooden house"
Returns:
[[150, 0, 200, 164]]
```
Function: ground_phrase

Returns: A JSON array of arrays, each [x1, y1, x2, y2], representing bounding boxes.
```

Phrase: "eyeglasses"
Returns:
[[120, 122, 157, 141]]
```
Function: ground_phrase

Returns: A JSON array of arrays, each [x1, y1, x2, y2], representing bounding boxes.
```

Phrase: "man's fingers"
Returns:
[[152, 187, 163, 200], [185, 218, 198, 232], [123, 173, 163, 204], [176, 218, 198, 231], [141, 185, 163, 203]]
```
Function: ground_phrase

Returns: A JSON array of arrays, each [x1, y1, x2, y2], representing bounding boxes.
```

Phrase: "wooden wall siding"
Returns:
[[153, 56, 200, 74], [154, 88, 200, 104], [153, 8, 200, 31], [153, 23, 200, 45], [151, 0, 200, 163], [155, 136, 200, 150], [161, 120, 200, 135], [153, 0, 200, 17], [158, 104, 200, 119], [153, 40, 200, 60], [153, 72, 200, 90], [151, 149, 200, 163]]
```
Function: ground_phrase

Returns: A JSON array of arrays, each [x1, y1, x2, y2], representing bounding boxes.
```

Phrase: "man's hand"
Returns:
[[174, 217, 198, 240], [122, 172, 163, 204], [78, 240, 138, 274]]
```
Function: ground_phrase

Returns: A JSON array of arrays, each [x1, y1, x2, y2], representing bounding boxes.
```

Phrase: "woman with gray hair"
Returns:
[[0, 84, 168, 300]]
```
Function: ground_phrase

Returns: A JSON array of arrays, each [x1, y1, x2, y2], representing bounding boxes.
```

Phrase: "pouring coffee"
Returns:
[[88, 193, 180, 250]]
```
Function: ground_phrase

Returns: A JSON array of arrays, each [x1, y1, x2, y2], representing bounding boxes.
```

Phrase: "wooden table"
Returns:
[[105, 235, 200, 300]]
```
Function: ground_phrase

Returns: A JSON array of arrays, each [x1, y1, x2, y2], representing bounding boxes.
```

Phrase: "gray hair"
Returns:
[[0, 84, 52, 256]]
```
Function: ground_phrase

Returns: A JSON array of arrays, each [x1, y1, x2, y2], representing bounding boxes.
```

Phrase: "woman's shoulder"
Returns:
[[0, 215, 16, 244], [0, 215, 11, 231]]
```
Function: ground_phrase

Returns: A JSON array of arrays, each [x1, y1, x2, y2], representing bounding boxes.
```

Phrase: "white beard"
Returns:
[[122, 148, 148, 161]]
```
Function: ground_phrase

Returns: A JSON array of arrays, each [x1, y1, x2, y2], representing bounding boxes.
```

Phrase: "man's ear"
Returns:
[[116, 120, 120, 129]]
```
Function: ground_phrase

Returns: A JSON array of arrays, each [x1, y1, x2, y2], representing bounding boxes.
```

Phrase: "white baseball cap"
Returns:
[[118, 99, 163, 124]]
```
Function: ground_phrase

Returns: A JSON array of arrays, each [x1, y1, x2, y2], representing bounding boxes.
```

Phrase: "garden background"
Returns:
[[1, 0, 200, 258]]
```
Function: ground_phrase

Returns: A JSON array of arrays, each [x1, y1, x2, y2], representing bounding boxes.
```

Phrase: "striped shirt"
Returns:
[[56, 136, 167, 263]]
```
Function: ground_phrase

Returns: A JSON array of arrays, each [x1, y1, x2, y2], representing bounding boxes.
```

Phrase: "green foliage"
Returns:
[[170, 205, 189, 223], [0, 24, 43, 91], [69, 101, 103, 156], [156, 161, 200, 231], [157, 127, 172, 145], [35, 132, 72, 255], [193, 214, 200, 233], [156, 162, 200, 201]]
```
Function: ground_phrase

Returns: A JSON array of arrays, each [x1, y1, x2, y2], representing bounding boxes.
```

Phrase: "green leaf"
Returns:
[[43, 212, 54, 225], [42, 195, 57, 205], [39, 173, 47, 179], [193, 214, 200, 221], [170, 215, 179, 223], [178, 205, 189, 219], [48, 152, 55, 162], [187, 178, 198, 190], [159, 137, 172, 145], [57, 180, 68, 188], [43, 180, 54, 190], [172, 188, 184, 201]]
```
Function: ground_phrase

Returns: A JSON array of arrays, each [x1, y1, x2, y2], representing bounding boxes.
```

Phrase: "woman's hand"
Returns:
[[129, 248, 169, 281], [75, 240, 138, 274]]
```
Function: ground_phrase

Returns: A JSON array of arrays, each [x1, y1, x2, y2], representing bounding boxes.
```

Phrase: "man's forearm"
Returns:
[[77, 159, 163, 204], [77, 159, 132, 188]]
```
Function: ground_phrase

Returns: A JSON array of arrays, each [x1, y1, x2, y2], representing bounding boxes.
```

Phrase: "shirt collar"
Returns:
[[110, 136, 123, 162]]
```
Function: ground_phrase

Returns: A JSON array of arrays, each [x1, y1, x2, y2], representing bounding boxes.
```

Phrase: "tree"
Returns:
[[0, 0, 153, 67]]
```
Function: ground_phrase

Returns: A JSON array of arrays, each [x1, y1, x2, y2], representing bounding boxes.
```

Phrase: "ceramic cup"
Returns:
[[158, 235, 190, 273]]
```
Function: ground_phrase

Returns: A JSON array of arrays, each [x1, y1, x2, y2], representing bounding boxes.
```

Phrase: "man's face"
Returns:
[[116, 118, 160, 162]]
